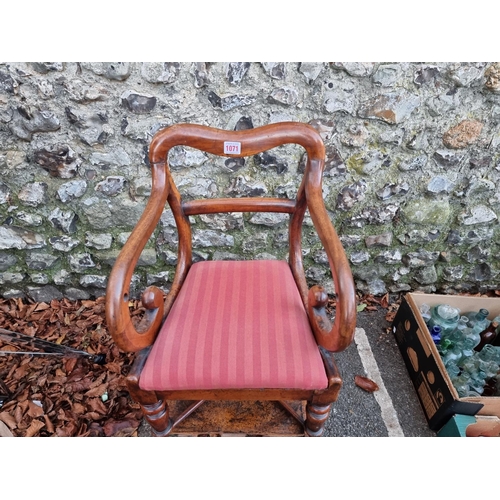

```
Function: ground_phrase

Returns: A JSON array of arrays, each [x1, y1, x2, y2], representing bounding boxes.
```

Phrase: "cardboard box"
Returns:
[[392, 292, 500, 431], [437, 414, 500, 437]]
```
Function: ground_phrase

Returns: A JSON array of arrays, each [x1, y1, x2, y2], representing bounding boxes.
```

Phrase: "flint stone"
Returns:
[[18, 182, 47, 207], [466, 245, 489, 263], [207, 91, 255, 111], [168, 146, 208, 168], [89, 148, 131, 167], [88, 62, 131, 81], [427, 176, 454, 194], [376, 182, 409, 200], [33, 145, 81, 178], [261, 63, 286, 80], [323, 88, 356, 115], [121, 90, 157, 114], [64, 288, 90, 300], [407, 129, 430, 150], [192, 230, 234, 248], [372, 64, 400, 87], [30, 273, 49, 285], [299, 63, 324, 84], [249, 213, 288, 227], [53, 269, 71, 285], [365, 233, 392, 247], [348, 205, 398, 227], [340, 124, 368, 147], [332, 62, 377, 77], [348, 150, 389, 176], [212, 251, 240, 261], [191, 62, 210, 88], [0, 226, 45, 249], [305, 266, 327, 283], [460, 205, 497, 225], [31, 62, 64, 73], [57, 180, 87, 202], [81, 198, 112, 229], [398, 154, 428, 171], [415, 266, 438, 285], [472, 263, 492, 281], [433, 149, 464, 167], [85, 232, 112, 250], [448, 64, 483, 87], [469, 156, 492, 169], [177, 177, 217, 199], [308, 119, 335, 141], [147, 271, 170, 286], [254, 152, 288, 174], [0, 69, 17, 93], [357, 278, 388, 296], [414, 66, 440, 85], [398, 229, 441, 245], [141, 62, 180, 84], [402, 250, 439, 267], [464, 228, 493, 245], [225, 176, 267, 197], [375, 250, 402, 265], [226, 63, 250, 84], [350, 251, 370, 264], [108, 198, 147, 229], [340, 235, 363, 246], [1, 289, 25, 299], [337, 180, 367, 211], [484, 63, 500, 93], [9, 107, 60, 140], [268, 87, 298, 106], [63, 79, 108, 102], [49, 208, 78, 234], [27, 285, 63, 302], [442, 266, 464, 282], [0, 252, 17, 271], [26, 252, 59, 270], [358, 92, 420, 124], [0, 272, 25, 284], [443, 120, 483, 149], [0, 183, 10, 204], [69, 253, 96, 272], [80, 275, 108, 288], [95, 176, 126, 197], [224, 157, 246, 172], [311, 250, 328, 265], [242, 233, 267, 253], [401, 199, 451, 226], [447, 230, 462, 245], [200, 213, 243, 231], [49, 236, 80, 252]]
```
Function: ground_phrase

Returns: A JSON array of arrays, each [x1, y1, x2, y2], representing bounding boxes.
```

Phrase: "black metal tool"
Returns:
[[0, 327, 106, 365]]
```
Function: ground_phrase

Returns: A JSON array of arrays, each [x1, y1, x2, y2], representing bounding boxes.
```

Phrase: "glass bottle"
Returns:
[[429, 325, 442, 345], [466, 308, 491, 333], [428, 304, 461, 336], [474, 323, 498, 352]]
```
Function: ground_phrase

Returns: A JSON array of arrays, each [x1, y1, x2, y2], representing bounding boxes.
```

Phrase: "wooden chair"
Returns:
[[105, 122, 356, 436]]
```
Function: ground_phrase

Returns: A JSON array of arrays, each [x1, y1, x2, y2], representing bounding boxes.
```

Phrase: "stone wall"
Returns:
[[1, 62, 500, 301]]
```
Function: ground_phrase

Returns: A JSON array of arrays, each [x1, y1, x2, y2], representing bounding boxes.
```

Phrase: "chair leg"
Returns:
[[141, 397, 173, 437], [305, 402, 332, 437]]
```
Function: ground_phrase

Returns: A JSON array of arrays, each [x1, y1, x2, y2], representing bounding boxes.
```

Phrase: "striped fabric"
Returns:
[[139, 260, 328, 391]]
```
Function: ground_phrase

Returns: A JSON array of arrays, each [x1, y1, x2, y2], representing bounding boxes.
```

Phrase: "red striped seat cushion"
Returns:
[[139, 260, 328, 391]]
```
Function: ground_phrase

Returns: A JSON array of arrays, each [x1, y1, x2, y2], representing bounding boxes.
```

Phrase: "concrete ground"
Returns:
[[323, 306, 435, 437]]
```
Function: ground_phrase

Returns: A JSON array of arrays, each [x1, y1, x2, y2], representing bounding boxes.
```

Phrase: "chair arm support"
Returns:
[[306, 161, 356, 353], [105, 164, 168, 352]]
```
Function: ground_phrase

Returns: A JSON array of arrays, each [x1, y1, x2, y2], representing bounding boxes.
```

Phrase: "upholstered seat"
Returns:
[[106, 122, 356, 436], [139, 260, 328, 392]]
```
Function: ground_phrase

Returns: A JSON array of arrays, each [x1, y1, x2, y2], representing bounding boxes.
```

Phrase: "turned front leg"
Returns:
[[305, 402, 332, 437]]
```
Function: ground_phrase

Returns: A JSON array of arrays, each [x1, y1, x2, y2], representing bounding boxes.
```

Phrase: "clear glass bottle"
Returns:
[[466, 308, 491, 333], [428, 304, 461, 336]]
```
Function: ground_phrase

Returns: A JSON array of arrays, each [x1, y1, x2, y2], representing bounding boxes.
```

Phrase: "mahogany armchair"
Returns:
[[105, 122, 356, 436]]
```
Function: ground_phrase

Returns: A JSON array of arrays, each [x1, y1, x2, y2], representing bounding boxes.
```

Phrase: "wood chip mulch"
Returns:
[[0, 296, 144, 437]]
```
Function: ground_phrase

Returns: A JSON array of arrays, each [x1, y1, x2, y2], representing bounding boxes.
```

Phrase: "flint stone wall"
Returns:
[[1, 62, 500, 301]]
